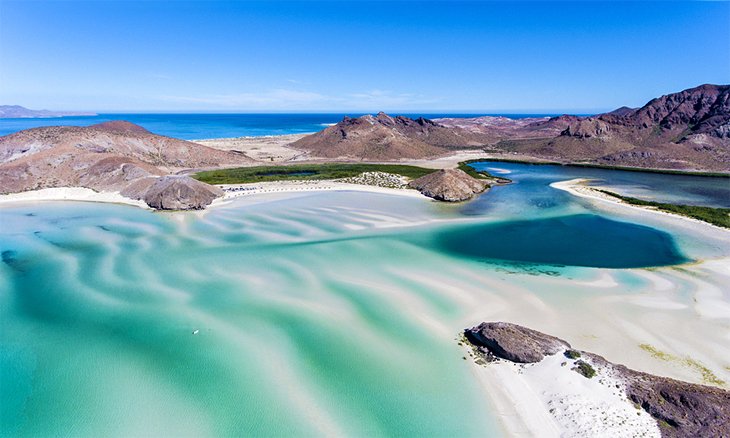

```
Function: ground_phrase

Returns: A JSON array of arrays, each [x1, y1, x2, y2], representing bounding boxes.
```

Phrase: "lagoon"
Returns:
[[1, 163, 729, 437]]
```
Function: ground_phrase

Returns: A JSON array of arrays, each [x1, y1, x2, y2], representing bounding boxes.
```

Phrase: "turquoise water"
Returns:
[[0, 113, 557, 139], [1, 199, 499, 437], [2, 163, 727, 437]]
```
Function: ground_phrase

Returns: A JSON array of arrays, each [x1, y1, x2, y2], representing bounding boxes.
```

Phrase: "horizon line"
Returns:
[[15, 109, 610, 115]]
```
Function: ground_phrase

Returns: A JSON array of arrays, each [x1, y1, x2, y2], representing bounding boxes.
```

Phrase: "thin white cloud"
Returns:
[[159, 89, 329, 108], [147, 73, 172, 80], [348, 89, 440, 108], [158, 88, 439, 110]]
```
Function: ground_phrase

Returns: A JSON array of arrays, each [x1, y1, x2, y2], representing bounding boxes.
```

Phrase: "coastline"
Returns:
[[3, 164, 729, 437], [468, 157, 730, 178], [460, 256, 730, 438], [0, 181, 429, 211], [208, 180, 428, 209], [0, 187, 150, 209], [550, 178, 730, 234], [468, 352, 661, 437]]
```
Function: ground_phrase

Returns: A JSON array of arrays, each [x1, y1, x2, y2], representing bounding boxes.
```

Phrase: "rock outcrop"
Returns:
[[464, 322, 730, 437], [121, 175, 223, 210], [464, 322, 570, 363], [560, 118, 612, 138], [619, 367, 730, 438], [407, 169, 488, 202]]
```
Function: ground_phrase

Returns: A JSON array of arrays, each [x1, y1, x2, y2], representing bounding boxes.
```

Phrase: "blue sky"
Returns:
[[0, 0, 728, 113]]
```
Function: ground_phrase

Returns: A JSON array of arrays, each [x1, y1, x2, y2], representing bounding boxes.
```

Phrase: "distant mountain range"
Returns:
[[0, 105, 97, 118], [291, 84, 730, 171]]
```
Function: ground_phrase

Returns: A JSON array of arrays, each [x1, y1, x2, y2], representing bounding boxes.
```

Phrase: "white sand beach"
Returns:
[[469, 353, 662, 437], [0, 181, 428, 211], [213, 180, 427, 203], [0, 187, 150, 208], [460, 260, 730, 437]]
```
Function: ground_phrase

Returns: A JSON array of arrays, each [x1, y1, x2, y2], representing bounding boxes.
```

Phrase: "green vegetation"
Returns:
[[639, 344, 726, 387], [639, 344, 674, 361], [684, 358, 727, 387], [193, 163, 437, 185], [570, 163, 729, 178], [573, 360, 597, 378], [564, 349, 582, 359], [471, 157, 730, 178], [457, 160, 512, 182], [597, 190, 730, 229]]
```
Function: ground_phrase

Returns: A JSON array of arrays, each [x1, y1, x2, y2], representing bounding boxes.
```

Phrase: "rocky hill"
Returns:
[[290, 112, 486, 160], [0, 121, 253, 209], [408, 168, 489, 201], [298, 85, 728, 172], [471, 84, 730, 171]]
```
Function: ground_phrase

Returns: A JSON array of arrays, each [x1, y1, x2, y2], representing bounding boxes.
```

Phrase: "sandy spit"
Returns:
[[207, 180, 429, 209], [0, 187, 150, 209], [0, 183, 429, 211], [550, 178, 730, 235]]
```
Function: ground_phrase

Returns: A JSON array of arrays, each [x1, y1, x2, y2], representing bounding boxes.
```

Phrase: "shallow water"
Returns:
[[1, 165, 729, 437]]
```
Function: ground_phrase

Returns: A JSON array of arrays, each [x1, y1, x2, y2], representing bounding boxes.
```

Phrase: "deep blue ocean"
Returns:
[[0, 113, 560, 139]]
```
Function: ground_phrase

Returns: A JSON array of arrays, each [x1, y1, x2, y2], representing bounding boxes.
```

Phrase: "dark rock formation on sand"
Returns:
[[0, 121, 252, 209], [122, 175, 223, 210], [290, 112, 486, 160], [621, 369, 730, 437], [464, 322, 570, 363], [407, 169, 488, 202], [464, 322, 730, 437]]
